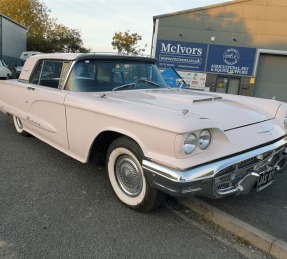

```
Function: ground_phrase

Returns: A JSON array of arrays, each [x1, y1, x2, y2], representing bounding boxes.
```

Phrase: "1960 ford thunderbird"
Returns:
[[0, 53, 287, 212]]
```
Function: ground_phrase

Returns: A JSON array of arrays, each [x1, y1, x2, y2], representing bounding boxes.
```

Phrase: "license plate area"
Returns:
[[256, 168, 275, 192]]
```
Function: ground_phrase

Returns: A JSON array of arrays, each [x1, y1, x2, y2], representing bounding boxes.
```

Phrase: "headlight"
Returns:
[[183, 133, 197, 154], [198, 129, 212, 150]]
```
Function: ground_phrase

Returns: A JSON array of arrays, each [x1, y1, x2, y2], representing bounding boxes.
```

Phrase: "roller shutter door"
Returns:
[[254, 54, 287, 102]]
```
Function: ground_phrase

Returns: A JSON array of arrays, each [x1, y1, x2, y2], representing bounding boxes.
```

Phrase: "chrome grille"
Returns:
[[237, 156, 258, 169], [214, 149, 279, 194]]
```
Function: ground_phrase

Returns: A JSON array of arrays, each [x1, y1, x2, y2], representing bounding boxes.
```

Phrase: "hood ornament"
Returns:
[[182, 109, 189, 116]]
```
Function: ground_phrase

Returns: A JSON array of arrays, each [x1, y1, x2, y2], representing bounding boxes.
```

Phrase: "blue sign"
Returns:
[[155, 40, 208, 72], [161, 67, 186, 88], [206, 45, 256, 76]]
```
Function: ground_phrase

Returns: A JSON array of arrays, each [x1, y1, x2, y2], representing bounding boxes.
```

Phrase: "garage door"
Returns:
[[254, 54, 287, 102]]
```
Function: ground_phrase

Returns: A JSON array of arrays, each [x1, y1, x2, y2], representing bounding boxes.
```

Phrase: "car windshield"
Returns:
[[65, 59, 168, 92]]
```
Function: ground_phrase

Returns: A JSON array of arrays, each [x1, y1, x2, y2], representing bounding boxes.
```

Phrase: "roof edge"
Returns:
[[153, 0, 251, 20], [0, 12, 28, 30]]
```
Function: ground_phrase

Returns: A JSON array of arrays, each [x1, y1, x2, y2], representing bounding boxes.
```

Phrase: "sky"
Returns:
[[41, 0, 232, 54]]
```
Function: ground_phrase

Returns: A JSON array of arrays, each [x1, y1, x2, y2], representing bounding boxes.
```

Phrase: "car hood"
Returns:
[[106, 89, 279, 131]]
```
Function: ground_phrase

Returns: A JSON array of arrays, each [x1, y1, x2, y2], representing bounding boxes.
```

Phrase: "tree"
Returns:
[[0, 0, 90, 53], [45, 24, 90, 53], [111, 31, 147, 54]]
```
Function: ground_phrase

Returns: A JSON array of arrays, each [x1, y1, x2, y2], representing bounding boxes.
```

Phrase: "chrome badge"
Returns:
[[257, 127, 273, 135]]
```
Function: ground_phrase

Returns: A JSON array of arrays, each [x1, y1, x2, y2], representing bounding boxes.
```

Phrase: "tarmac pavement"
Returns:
[[177, 172, 287, 259]]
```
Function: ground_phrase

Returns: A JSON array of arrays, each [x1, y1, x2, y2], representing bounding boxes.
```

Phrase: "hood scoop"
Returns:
[[181, 96, 222, 117], [193, 96, 223, 103]]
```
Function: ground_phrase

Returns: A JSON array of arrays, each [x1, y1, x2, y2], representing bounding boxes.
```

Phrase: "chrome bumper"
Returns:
[[143, 137, 287, 198]]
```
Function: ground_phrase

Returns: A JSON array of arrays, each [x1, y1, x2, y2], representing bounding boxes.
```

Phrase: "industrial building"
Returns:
[[152, 0, 287, 102], [0, 13, 27, 68]]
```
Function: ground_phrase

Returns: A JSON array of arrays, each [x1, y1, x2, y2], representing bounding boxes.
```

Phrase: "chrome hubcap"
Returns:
[[115, 155, 143, 196]]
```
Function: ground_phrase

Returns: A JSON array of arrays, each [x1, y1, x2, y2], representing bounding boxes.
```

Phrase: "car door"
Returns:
[[24, 60, 69, 148]]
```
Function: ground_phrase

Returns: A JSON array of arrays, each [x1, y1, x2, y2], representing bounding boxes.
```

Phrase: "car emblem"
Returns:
[[257, 127, 273, 135]]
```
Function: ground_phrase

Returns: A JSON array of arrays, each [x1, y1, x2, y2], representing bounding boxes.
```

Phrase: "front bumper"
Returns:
[[143, 136, 287, 198]]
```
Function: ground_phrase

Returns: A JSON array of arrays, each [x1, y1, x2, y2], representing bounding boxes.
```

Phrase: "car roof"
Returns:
[[19, 52, 157, 81], [26, 52, 157, 62]]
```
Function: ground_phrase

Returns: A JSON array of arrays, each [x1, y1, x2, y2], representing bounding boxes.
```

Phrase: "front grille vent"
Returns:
[[214, 149, 278, 194]]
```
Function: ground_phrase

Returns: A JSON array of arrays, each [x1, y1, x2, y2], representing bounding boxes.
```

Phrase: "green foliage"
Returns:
[[0, 0, 90, 53], [112, 31, 147, 54], [45, 24, 91, 53]]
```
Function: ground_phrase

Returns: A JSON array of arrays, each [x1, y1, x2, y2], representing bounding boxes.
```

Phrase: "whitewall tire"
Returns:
[[13, 115, 29, 136], [106, 137, 164, 212]]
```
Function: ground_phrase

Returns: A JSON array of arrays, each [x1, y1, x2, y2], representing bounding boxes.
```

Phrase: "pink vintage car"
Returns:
[[0, 53, 287, 212]]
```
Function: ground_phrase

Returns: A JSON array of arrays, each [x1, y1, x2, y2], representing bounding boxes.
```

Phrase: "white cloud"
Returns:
[[42, 0, 231, 53]]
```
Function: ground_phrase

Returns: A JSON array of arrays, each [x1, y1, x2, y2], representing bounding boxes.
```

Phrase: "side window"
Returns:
[[29, 60, 64, 88]]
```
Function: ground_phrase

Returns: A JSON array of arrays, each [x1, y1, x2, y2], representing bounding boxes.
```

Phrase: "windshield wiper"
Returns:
[[112, 83, 136, 91], [134, 77, 162, 87], [112, 77, 162, 91]]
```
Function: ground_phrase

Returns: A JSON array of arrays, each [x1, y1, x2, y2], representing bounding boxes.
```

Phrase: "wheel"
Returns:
[[13, 115, 29, 136], [106, 136, 164, 212]]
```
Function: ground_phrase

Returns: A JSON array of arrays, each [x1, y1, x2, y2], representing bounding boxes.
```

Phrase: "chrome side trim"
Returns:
[[142, 137, 287, 184]]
